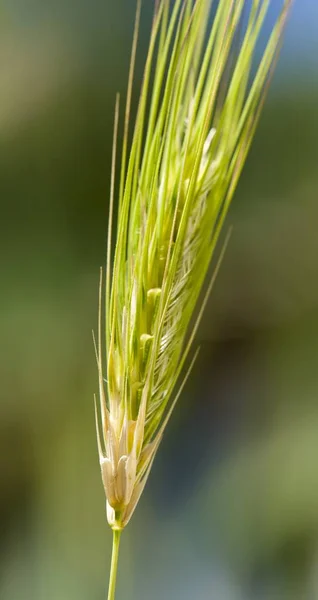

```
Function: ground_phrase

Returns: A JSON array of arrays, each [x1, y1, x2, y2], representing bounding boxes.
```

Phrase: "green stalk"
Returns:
[[107, 530, 121, 600]]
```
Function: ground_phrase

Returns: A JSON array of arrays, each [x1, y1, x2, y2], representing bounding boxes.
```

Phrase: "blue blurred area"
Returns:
[[1, 1, 318, 599], [287, 0, 318, 55], [278, 0, 318, 85]]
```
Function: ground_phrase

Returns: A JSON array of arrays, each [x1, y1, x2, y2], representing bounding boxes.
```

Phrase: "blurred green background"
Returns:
[[1, 1, 318, 598]]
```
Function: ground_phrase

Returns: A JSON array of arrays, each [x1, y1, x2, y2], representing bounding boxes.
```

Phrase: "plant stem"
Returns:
[[107, 529, 122, 600]]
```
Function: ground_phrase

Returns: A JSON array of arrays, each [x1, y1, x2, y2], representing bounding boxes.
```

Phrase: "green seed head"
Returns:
[[94, 0, 291, 530]]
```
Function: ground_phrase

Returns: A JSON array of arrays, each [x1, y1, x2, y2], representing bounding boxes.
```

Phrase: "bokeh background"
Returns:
[[1, 1, 318, 598]]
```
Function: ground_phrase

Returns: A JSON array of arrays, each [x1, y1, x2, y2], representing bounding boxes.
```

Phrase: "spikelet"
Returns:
[[94, 0, 291, 531]]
